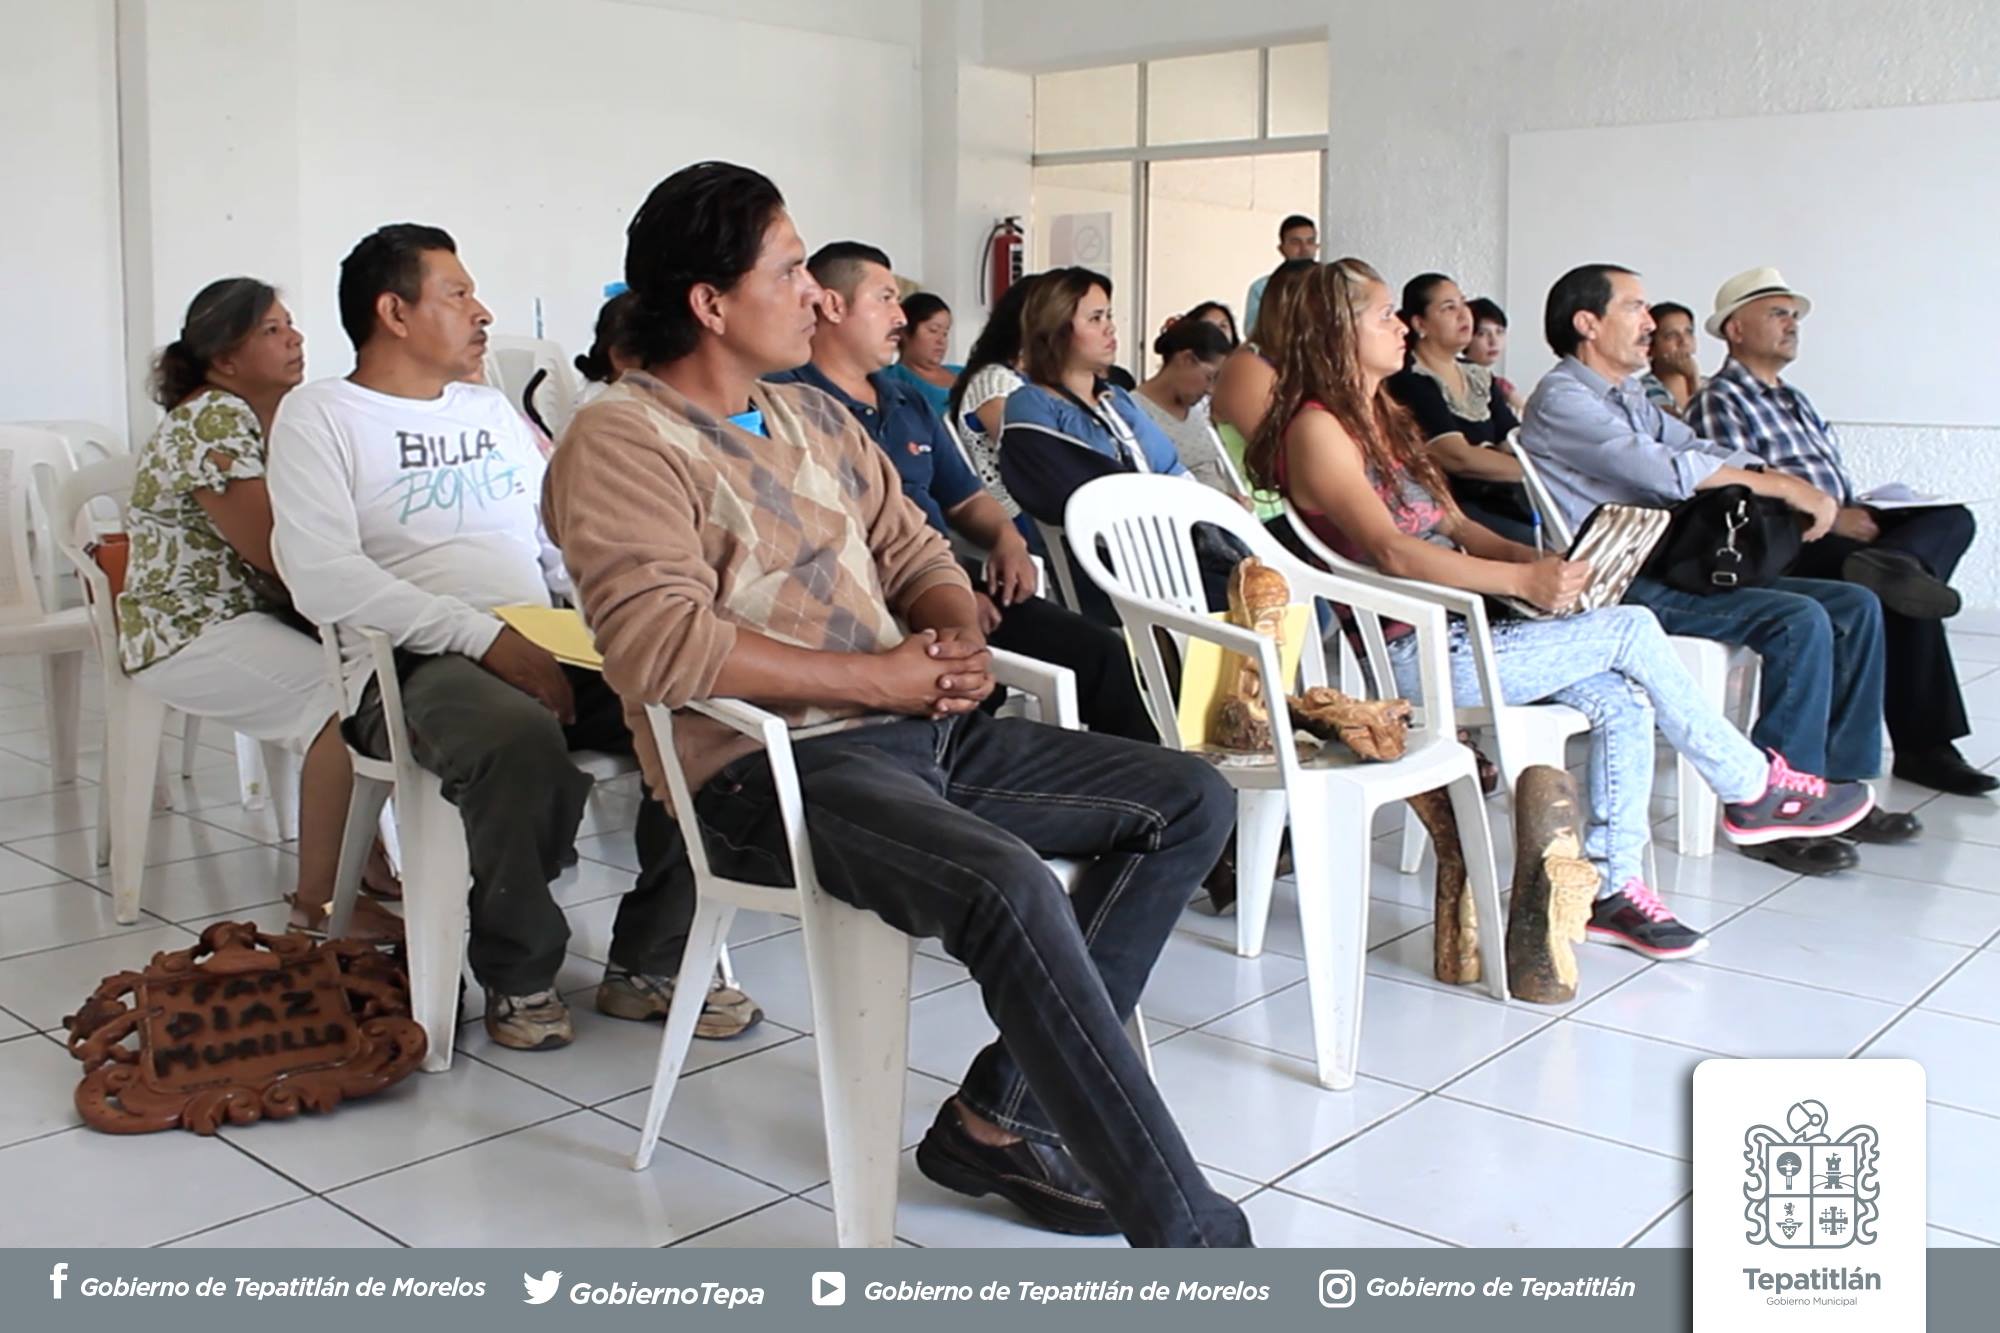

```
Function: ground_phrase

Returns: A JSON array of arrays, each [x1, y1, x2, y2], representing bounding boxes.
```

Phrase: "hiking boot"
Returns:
[[484, 989, 573, 1051], [596, 967, 763, 1039], [1722, 752, 1874, 845], [1587, 883, 1708, 961]]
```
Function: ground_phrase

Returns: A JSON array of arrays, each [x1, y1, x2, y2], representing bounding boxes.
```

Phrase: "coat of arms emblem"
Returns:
[[1743, 1098, 1880, 1248]]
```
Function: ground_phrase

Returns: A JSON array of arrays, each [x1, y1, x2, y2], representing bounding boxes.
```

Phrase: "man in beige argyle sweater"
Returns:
[[546, 162, 1249, 1248]]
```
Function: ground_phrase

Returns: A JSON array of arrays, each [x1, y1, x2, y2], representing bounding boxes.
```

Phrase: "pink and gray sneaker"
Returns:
[[1588, 882, 1708, 961], [1721, 752, 1874, 847]]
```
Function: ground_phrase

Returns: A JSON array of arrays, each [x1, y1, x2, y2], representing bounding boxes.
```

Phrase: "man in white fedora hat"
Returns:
[[1689, 268, 1990, 797]]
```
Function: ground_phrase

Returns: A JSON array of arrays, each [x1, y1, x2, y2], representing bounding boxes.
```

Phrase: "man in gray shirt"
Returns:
[[1519, 264, 1915, 875]]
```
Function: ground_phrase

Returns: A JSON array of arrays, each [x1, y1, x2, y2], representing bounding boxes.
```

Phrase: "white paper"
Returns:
[[1857, 483, 1958, 509]]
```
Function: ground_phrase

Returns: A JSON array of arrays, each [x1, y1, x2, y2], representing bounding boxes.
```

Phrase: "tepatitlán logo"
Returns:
[[1744, 1099, 1880, 1249], [1693, 1060, 1924, 1331]]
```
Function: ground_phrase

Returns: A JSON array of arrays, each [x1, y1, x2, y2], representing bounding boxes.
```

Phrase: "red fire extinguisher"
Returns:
[[981, 216, 1024, 303]]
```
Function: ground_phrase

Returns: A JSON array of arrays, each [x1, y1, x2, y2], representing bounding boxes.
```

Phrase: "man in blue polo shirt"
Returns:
[[770, 242, 1154, 742]]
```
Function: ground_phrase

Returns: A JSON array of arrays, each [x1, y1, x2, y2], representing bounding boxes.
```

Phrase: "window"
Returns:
[[1031, 42, 1329, 374]]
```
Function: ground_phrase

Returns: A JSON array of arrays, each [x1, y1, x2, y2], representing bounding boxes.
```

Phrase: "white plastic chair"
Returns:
[[1276, 500, 1595, 877], [483, 335, 580, 441], [1030, 520, 1085, 614], [42, 456, 299, 922], [628, 648, 1154, 1246], [1066, 474, 1507, 1090], [2, 428, 95, 792], [1506, 432, 1761, 857], [321, 626, 638, 1072]]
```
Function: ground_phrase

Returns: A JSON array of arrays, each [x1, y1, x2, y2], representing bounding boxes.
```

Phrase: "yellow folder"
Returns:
[[494, 605, 604, 671], [1171, 604, 1311, 749]]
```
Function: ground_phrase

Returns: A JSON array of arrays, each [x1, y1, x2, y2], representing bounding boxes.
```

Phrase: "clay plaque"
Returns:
[[64, 921, 426, 1134]]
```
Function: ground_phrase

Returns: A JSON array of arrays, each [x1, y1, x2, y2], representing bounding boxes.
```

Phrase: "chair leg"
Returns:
[[107, 683, 167, 925], [403, 774, 472, 1073], [1446, 774, 1510, 1004], [1291, 798, 1371, 1091], [262, 741, 300, 841], [233, 731, 264, 805], [326, 774, 393, 938], [1125, 1006, 1156, 1080], [799, 889, 914, 1248], [1233, 789, 1287, 959], [41, 651, 82, 786], [716, 940, 739, 991], [180, 714, 203, 780], [93, 746, 111, 869], [631, 898, 736, 1171], [1398, 805, 1427, 874]]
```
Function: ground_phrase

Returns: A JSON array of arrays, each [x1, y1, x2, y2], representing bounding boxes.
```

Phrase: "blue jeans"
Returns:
[[690, 711, 1248, 1248], [1390, 605, 1768, 892], [1624, 575, 1885, 781]]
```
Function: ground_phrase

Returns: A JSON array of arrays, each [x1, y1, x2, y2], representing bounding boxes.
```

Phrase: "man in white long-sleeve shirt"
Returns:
[[267, 223, 760, 1051]]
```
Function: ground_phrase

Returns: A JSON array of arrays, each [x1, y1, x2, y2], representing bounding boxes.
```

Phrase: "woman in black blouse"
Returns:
[[1385, 272, 1537, 545]]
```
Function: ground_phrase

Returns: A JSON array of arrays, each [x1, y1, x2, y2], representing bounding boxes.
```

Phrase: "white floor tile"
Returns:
[[597, 1037, 955, 1193], [1239, 1189, 1449, 1247], [220, 1054, 574, 1192], [0, 845, 78, 894], [7, 813, 258, 880], [1629, 1198, 1690, 1247], [1755, 871, 2000, 947], [671, 1196, 906, 1248], [1569, 965, 1902, 1059], [0, 1008, 30, 1040], [1444, 1021, 1706, 1159], [1148, 1030, 1419, 1182], [1279, 1097, 1687, 1248], [460, 1001, 801, 1106], [0, 1032, 81, 1148], [328, 1109, 781, 1247], [1649, 843, 1801, 905], [547, 854, 642, 909], [1920, 950, 2000, 1023], [119, 845, 298, 924], [0, 881, 131, 958], [0, 923, 195, 1029], [1136, 931, 1306, 1029], [1849, 829, 2000, 893], [0, 787, 101, 843], [1864, 1009, 2000, 1117], [0, 758, 82, 802], [1928, 1104, 2000, 1244], [1202, 975, 1552, 1090], [165, 1198, 400, 1248], [0, 1125, 302, 1247], [1903, 792, 2000, 847], [183, 801, 295, 847], [1369, 924, 1654, 1015], [1698, 907, 1972, 1004], [572, 830, 641, 873], [1930, 1226, 1997, 1248]]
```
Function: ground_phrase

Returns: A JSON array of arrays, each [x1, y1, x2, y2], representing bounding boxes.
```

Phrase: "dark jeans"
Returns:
[[691, 711, 1248, 1248], [1625, 574, 1885, 780], [348, 654, 690, 995], [1785, 505, 1975, 752], [985, 592, 1158, 742]]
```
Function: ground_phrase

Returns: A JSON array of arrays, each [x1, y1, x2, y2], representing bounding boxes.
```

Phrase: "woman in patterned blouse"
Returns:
[[122, 279, 401, 939]]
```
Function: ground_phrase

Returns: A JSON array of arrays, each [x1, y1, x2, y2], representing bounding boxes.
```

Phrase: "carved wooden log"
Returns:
[[1506, 765, 1601, 1004], [1210, 558, 1291, 751], [1287, 688, 1411, 761], [1405, 787, 1479, 984]]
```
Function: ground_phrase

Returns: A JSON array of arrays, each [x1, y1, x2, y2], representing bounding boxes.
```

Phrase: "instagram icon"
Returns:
[[1318, 1269, 1356, 1309]]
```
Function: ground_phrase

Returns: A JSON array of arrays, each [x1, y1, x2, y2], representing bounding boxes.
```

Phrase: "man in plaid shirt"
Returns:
[[1689, 268, 1989, 796]]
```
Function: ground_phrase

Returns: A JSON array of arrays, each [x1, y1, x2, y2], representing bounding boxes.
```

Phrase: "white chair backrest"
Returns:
[[41, 454, 134, 652], [1505, 428, 1575, 548], [1065, 474, 1459, 762], [484, 335, 580, 441], [1202, 419, 1252, 500], [31, 420, 128, 540], [0, 425, 79, 624]]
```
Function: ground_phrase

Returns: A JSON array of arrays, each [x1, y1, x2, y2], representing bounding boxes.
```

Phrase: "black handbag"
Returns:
[[1642, 484, 1802, 595]]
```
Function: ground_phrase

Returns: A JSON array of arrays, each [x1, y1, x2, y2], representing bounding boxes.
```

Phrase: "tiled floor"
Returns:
[[2, 627, 1998, 1251]]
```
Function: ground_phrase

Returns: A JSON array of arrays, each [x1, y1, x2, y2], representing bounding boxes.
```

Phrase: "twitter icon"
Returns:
[[523, 1271, 562, 1305]]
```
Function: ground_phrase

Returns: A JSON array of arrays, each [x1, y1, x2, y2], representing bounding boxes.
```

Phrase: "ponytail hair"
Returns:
[[150, 277, 278, 410]]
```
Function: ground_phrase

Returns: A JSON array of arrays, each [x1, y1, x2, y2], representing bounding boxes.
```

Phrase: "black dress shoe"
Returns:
[[1893, 743, 2000, 797], [1739, 837, 1859, 876], [1840, 807, 1924, 844], [1842, 549, 1961, 620], [914, 1102, 1120, 1236]]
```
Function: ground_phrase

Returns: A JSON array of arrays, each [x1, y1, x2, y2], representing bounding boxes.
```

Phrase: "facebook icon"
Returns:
[[50, 1263, 68, 1299]]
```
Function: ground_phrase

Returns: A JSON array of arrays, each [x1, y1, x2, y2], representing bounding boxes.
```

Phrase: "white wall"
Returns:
[[976, 0, 2000, 603], [0, 0, 125, 426], [3, 0, 926, 439]]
